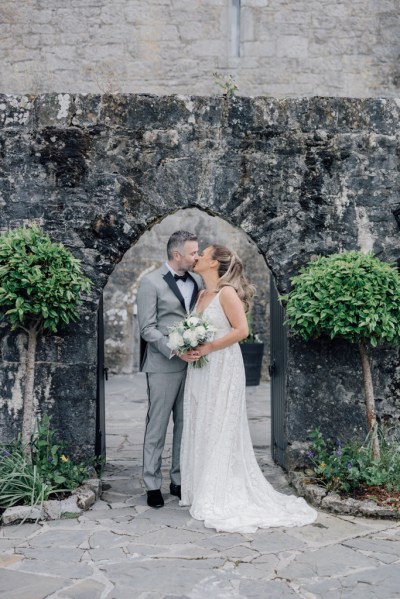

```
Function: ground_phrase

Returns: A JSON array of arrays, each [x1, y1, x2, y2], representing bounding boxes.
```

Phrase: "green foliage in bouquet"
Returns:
[[167, 313, 216, 368]]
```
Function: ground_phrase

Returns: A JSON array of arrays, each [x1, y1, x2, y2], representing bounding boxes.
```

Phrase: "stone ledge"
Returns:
[[1, 478, 101, 525], [289, 472, 399, 519]]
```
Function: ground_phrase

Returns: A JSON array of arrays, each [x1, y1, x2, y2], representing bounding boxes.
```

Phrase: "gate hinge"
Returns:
[[268, 360, 276, 376]]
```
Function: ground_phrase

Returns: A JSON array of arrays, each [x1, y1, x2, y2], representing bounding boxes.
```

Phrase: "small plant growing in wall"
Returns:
[[0, 225, 91, 456], [212, 72, 239, 97], [283, 251, 400, 460]]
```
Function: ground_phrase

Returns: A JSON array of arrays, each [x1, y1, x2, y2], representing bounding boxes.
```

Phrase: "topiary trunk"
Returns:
[[21, 325, 39, 459], [358, 341, 380, 461]]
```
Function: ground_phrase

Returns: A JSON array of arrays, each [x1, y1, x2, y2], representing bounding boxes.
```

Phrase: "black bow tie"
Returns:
[[174, 273, 188, 282]]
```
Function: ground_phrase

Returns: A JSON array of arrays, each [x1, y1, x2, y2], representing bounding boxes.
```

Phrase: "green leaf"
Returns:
[[53, 475, 67, 484]]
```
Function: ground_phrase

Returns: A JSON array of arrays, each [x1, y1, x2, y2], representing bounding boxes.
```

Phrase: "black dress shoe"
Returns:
[[147, 489, 164, 508], [170, 483, 181, 499]]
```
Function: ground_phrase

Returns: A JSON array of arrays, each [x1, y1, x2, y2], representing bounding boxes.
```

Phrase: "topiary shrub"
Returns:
[[283, 251, 400, 460], [0, 225, 91, 454]]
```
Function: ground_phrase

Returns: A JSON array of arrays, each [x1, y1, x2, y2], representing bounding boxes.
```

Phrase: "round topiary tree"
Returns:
[[0, 225, 91, 454], [283, 251, 400, 460]]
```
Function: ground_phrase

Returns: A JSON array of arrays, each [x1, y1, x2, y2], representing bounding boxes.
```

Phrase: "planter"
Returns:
[[240, 342, 264, 386]]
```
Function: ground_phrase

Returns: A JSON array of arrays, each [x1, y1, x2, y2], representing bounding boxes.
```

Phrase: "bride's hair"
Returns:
[[211, 245, 255, 311]]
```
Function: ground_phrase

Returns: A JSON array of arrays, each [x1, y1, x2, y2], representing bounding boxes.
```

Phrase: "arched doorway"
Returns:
[[97, 209, 280, 477]]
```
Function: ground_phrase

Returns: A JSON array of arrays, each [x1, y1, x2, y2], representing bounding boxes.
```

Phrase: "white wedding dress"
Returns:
[[180, 292, 317, 533]]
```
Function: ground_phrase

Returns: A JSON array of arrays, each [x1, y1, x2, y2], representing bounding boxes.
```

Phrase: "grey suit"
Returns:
[[137, 264, 202, 490]]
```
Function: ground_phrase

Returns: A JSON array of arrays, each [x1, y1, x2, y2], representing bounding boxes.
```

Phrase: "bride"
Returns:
[[179, 245, 317, 533]]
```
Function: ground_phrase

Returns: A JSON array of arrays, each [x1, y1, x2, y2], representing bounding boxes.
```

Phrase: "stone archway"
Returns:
[[0, 94, 399, 466], [100, 209, 272, 469], [102, 208, 270, 378]]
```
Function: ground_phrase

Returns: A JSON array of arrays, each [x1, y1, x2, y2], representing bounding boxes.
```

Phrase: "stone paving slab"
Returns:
[[301, 562, 400, 599], [0, 374, 399, 599], [282, 511, 390, 548], [16, 546, 86, 563], [98, 558, 228, 595], [239, 579, 299, 598], [58, 579, 106, 599], [246, 529, 307, 554], [14, 558, 94, 579], [276, 543, 381, 580], [0, 569, 70, 599], [342, 536, 400, 564]]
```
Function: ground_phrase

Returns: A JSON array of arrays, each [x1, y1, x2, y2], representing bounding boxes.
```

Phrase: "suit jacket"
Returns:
[[137, 264, 203, 373]]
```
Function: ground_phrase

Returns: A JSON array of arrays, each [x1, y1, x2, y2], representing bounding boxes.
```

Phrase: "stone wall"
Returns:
[[0, 1, 399, 98], [103, 209, 270, 379], [0, 93, 399, 465]]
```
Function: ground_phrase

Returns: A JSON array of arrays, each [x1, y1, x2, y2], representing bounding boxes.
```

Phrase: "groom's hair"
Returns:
[[167, 230, 197, 259]]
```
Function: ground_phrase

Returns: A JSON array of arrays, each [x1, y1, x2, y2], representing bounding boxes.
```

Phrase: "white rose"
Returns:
[[187, 316, 200, 326], [183, 329, 199, 347], [168, 332, 184, 350], [194, 325, 205, 337]]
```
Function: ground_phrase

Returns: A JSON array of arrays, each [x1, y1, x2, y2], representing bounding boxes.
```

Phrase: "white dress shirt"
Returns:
[[166, 263, 195, 313]]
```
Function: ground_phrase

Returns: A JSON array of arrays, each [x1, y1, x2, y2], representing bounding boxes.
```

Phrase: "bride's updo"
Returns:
[[211, 245, 255, 311]]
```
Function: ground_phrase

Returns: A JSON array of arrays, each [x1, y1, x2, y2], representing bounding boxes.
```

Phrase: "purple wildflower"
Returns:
[[2, 449, 11, 458], [347, 460, 353, 469], [307, 450, 315, 459], [335, 447, 342, 456], [48, 457, 54, 462]]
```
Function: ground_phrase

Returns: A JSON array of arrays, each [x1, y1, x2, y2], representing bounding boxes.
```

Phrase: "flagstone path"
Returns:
[[0, 374, 399, 598]]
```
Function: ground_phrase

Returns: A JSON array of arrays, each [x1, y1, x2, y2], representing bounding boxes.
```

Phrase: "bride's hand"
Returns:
[[179, 349, 200, 363], [197, 343, 212, 358]]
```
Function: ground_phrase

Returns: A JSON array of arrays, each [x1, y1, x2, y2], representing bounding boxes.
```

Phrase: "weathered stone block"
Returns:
[[2, 506, 43, 525], [289, 475, 327, 507], [321, 493, 354, 513], [358, 501, 399, 519], [73, 485, 97, 510], [83, 478, 102, 498], [42, 499, 62, 520]]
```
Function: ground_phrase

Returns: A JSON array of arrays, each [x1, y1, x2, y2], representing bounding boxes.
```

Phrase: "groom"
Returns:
[[137, 230, 202, 508]]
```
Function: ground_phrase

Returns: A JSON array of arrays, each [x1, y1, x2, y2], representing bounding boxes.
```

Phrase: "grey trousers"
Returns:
[[143, 370, 187, 490]]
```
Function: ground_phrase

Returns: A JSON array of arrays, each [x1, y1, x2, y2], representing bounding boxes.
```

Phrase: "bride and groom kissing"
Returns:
[[137, 230, 317, 533]]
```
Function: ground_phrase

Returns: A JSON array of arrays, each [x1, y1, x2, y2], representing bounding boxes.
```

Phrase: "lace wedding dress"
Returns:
[[180, 292, 317, 533]]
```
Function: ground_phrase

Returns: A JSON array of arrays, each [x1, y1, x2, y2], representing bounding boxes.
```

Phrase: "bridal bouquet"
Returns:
[[167, 313, 216, 368]]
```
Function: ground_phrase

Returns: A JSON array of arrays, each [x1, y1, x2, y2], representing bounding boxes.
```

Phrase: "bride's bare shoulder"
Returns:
[[219, 285, 239, 303], [219, 285, 236, 296]]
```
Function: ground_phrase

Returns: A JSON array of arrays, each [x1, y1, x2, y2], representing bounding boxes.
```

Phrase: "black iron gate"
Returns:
[[270, 275, 288, 468], [96, 294, 106, 460]]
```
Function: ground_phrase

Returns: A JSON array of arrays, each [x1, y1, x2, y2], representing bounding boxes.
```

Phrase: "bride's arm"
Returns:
[[197, 286, 248, 357]]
